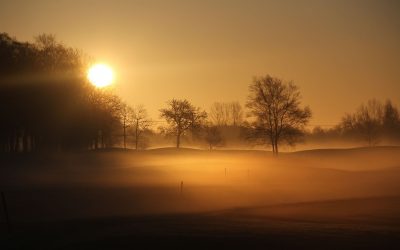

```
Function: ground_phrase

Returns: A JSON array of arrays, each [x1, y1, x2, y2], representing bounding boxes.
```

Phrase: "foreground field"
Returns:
[[1, 147, 400, 249]]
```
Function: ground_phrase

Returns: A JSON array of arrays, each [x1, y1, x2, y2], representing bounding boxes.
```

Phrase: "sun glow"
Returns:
[[87, 64, 114, 87]]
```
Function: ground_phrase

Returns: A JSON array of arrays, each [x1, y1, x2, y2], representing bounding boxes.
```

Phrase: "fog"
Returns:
[[2, 147, 400, 223]]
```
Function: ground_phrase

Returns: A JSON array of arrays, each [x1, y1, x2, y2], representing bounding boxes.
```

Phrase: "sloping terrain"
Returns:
[[1, 147, 400, 249]]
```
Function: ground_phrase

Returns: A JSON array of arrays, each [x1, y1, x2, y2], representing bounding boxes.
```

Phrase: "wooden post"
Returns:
[[1, 191, 12, 233], [180, 181, 183, 195], [225, 168, 226, 177]]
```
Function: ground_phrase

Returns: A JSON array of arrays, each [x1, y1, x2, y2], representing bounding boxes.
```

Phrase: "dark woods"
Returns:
[[0, 33, 123, 153]]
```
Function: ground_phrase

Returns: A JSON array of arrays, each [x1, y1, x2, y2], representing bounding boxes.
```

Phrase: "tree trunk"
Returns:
[[135, 119, 139, 150], [273, 136, 279, 156], [270, 134, 275, 155], [123, 123, 126, 149], [176, 132, 181, 149]]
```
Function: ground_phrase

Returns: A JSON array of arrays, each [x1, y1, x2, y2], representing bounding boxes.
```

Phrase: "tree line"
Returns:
[[1, 33, 398, 155], [309, 99, 400, 146], [0, 33, 149, 153]]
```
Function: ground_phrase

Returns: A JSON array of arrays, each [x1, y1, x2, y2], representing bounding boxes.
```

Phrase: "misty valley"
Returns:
[[1, 147, 400, 249], [1, 1, 400, 248]]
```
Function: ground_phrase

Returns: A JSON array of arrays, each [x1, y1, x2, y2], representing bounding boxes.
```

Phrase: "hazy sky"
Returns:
[[1, 0, 399, 127]]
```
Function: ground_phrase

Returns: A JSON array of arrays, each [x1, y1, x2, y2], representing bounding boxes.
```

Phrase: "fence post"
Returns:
[[180, 181, 183, 195]]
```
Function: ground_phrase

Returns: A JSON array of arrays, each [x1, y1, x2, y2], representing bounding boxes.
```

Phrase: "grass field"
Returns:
[[1, 147, 400, 249]]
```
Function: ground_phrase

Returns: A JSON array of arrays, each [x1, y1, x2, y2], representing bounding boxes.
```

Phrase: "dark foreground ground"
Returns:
[[2, 196, 400, 249], [1, 147, 400, 249]]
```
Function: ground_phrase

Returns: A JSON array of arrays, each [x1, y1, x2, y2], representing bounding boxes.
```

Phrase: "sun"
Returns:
[[87, 64, 114, 87]]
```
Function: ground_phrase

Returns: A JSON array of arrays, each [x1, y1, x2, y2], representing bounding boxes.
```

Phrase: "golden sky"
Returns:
[[1, 0, 399, 127]]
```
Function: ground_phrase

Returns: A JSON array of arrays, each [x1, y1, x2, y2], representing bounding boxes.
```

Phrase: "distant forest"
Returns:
[[308, 99, 400, 147], [1, 33, 399, 154]]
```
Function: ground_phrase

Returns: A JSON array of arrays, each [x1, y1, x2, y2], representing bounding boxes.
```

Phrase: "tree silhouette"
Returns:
[[246, 75, 311, 155], [229, 101, 243, 126], [338, 99, 400, 146], [209, 102, 243, 127], [0, 33, 124, 153], [209, 102, 230, 126], [203, 124, 224, 150], [132, 105, 152, 150], [355, 100, 383, 146], [117, 102, 134, 149], [382, 100, 400, 141], [160, 99, 207, 148]]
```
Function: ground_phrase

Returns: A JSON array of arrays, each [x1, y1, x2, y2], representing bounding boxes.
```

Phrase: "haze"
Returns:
[[1, 0, 399, 126], [2, 1, 400, 249]]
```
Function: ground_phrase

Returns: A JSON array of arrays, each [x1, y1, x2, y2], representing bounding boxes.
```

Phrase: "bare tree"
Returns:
[[209, 101, 244, 126], [355, 99, 383, 146], [118, 102, 133, 149], [209, 102, 229, 126], [34, 34, 83, 73], [87, 89, 122, 149], [339, 99, 383, 146], [382, 100, 400, 141], [338, 99, 400, 145], [160, 99, 207, 148], [132, 105, 152, 150], [203, 124, 224, 150], [246, 75, 311, 155], [229, 101, 244, 126]]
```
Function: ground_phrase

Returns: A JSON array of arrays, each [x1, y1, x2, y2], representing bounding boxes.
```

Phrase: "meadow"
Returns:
[[1, 147, 400, 249]]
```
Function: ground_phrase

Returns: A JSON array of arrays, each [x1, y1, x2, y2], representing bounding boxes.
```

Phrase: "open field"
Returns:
[[1, 147, 400, 249]]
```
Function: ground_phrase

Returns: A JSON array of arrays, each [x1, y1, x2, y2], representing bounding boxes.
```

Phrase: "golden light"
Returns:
[[87, 64, 114, 87]]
